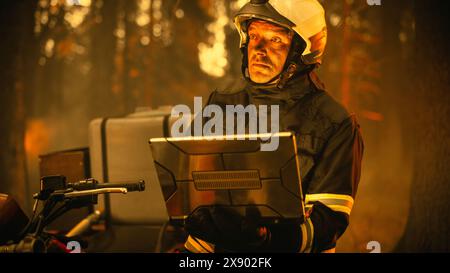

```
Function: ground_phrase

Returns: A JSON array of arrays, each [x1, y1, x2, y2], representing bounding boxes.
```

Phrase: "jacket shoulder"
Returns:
[[286, 89, 353, 140], [313, 91, 352, 125]]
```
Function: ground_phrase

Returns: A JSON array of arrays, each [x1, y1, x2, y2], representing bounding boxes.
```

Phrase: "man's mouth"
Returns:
[[251, 62, 272, 70]]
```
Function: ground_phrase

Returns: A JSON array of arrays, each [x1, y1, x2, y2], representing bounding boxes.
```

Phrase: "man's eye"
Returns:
[[249, 34, 257, 40], [271, 37, 282, 43]]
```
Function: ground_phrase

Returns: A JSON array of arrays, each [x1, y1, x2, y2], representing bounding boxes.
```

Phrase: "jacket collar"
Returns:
[[245, 72, 314, 108]]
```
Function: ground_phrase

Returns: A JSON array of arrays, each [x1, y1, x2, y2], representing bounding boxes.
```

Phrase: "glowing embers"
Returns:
[[136, 0, 151, 27], [65, 0, 92, 7], [63, 0, 93, 29], [44, 39, 55, 58], [198, 0, 229, 78]]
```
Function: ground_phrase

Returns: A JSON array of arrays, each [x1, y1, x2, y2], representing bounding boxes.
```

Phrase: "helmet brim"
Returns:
[[234, 1, 296, 32]]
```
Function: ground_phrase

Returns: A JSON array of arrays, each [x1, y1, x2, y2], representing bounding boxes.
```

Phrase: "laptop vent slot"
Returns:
[[192, 170, 262, 190]]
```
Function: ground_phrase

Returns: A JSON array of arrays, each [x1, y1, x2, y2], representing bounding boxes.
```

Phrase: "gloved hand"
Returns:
[[185, 206, 270, 252]]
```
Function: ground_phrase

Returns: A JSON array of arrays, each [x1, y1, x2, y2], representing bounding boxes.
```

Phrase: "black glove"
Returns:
[[185, 206, 269, 252]]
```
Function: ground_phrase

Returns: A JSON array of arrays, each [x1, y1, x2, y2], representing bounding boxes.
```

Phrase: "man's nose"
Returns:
[[254, 39, 268, 55]]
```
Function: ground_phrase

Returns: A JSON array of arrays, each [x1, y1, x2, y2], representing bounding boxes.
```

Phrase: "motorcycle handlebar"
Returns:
[[0, 236, 46, 253], [68, 180, 145, 193]]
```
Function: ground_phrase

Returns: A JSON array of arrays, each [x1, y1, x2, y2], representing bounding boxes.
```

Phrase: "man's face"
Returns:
[[247, 20, 293, 84]]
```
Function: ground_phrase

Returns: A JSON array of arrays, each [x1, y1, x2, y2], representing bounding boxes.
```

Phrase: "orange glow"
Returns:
[[57, 38, 75, 58], [24, 119, 51, 157], [361, 110, 384, 122], [129, 68, 140, 78]]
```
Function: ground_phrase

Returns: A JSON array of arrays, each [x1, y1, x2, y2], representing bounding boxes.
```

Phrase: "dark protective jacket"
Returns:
[[186, 71, 364, 253]]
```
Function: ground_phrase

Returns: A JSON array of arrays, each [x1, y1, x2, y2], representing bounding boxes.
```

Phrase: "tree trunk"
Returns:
[[395, 0, 450, 252], [0, 1, 37, 212]]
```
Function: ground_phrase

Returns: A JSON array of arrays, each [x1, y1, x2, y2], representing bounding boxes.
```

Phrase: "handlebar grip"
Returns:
[[97, 180, 145, 192], [0, 236, 46, 253], [125, 180, 145, 192]]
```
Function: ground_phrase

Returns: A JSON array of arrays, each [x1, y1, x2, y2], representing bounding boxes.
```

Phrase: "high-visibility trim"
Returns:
[[184, 235, 215, 253], [306, 193, 354, 216], [299, 218, 314, 253], [306, 193, 354, 203], [300, 222, 308, 252]]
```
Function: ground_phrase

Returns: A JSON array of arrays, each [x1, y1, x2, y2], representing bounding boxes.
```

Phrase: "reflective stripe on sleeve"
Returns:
[[305, 193, 354, 216]]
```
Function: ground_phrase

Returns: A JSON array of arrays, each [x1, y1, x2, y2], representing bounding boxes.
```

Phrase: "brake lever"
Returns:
[[63, 188, 128, 198]]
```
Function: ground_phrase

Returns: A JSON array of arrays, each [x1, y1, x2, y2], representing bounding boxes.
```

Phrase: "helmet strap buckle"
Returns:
[[276, 63, 298, 89]]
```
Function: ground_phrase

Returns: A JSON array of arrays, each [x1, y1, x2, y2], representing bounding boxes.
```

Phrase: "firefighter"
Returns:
[[183, 0, 364, 253]]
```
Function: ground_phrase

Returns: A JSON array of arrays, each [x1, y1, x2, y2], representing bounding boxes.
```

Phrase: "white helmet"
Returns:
[[234, 0, 327, 66]]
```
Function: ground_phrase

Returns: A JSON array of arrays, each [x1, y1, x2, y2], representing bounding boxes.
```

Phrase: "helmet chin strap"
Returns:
[[276, 63, 299, 89]]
